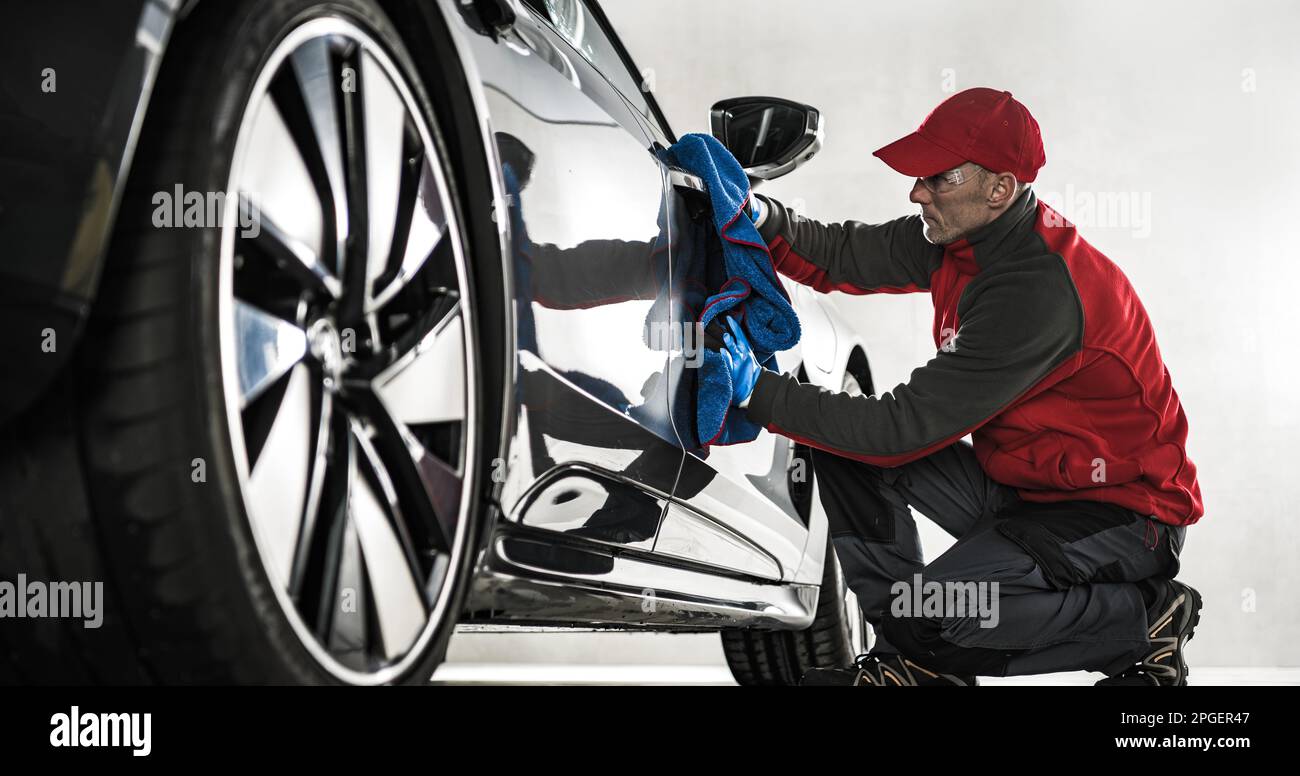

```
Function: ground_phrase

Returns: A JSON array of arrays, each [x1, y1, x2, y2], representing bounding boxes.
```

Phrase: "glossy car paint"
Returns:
[[0, 0, 177, 419], [1, 0, 871, 633]]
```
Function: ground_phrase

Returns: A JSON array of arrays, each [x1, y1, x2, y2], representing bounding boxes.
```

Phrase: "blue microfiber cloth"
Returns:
[[657, 133, 801, 447]]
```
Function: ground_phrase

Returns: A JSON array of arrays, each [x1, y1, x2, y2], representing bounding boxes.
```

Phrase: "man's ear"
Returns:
[[986, 172, 1019, 208]]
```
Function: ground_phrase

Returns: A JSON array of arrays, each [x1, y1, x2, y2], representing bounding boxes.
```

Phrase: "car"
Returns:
[[0, 0, 878, 685]]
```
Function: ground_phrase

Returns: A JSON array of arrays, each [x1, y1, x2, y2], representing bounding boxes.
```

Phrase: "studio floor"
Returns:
[[431, 628, 1298, 686]]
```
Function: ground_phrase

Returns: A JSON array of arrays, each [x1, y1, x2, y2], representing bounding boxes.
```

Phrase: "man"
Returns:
[[719, 87, 1203, 686]]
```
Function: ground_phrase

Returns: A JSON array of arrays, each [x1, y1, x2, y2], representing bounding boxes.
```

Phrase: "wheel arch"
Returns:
[[844, 343, 875, 396], [371, 0, 519, 565], [787, 335, 875, 585]]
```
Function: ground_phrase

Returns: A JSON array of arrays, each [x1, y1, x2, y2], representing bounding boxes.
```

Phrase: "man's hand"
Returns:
[[720, 316, 763, 407]]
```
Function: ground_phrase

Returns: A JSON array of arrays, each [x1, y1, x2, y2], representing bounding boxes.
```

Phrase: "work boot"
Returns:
[[1096, 579, 1202, 686], [801, 652, 978, 686]]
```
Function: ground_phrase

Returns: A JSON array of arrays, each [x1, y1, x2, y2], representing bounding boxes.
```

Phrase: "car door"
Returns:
[[656, 185, 810, 583], [455, 0, 683, 550], [550, 3, 812, 582]]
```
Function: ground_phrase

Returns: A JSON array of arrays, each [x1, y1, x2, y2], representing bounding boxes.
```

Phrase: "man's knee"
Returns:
[[811, 449, 898, 542]]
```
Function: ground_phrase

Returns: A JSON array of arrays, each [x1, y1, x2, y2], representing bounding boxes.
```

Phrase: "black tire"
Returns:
[[0, 382, 150, 685], [721, 363, 872, 686], [722, 533, 866, 686], [0, 0, 496, 684]]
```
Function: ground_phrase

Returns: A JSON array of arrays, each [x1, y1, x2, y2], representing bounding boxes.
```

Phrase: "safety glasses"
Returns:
[[918, 165, 981, 194]]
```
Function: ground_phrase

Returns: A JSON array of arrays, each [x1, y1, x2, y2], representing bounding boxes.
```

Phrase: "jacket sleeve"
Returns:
[[743, 263, 1085, 466], [528, 238, 662, 309], [754, 193, 944, 295]]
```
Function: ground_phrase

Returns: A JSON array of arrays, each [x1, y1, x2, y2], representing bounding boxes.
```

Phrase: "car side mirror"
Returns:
[[709, 97, 824, 181]]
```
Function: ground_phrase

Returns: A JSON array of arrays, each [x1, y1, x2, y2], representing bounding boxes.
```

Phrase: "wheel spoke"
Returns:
[[325, 512, 370, 659], [237, 95, 326, 265], [349, 422, 428, 659], [353, 421, 427, 585], [368, 136, 442, 312], [360, 50, 408, 301], [310, 424, 356, 644], [337, 43, 370, 332], [240, 198, 341, 299], [247, 363, 315, 586], [364, 395, 462, 556], [235, 300, 308, 408], [276, 36, 350, 275], [372, 304, 465, 425], [288, 390, 333, 599]]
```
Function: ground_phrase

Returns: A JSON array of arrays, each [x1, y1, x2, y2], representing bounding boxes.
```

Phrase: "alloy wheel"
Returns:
[[217, 17, 476, 683]]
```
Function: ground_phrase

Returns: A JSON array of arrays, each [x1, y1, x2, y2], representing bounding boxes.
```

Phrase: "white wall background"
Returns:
[[447, 0, 1300, 670]]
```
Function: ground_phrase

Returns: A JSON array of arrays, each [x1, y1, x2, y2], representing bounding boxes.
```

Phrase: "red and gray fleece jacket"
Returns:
[[746, 189, 1203, 527]]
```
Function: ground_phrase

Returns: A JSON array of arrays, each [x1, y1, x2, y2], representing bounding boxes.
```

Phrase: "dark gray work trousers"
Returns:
[[812, 441, 1186, 677]]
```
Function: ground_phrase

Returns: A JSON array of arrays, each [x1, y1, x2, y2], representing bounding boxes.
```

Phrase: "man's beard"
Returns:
[[923, 220, 963, 245]]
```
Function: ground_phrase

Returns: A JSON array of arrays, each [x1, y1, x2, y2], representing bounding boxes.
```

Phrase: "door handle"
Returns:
[[651, 142, 707, 196], [666, 166, 711, 222], [653, 142, 710, 219], [667, 167, 706, 195]]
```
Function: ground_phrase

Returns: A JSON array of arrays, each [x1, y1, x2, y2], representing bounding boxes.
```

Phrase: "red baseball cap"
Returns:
[[873, 88, 1046, 182]]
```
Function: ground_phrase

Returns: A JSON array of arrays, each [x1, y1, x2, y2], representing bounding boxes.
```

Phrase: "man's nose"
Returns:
[[909, 179, 931, 205]]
